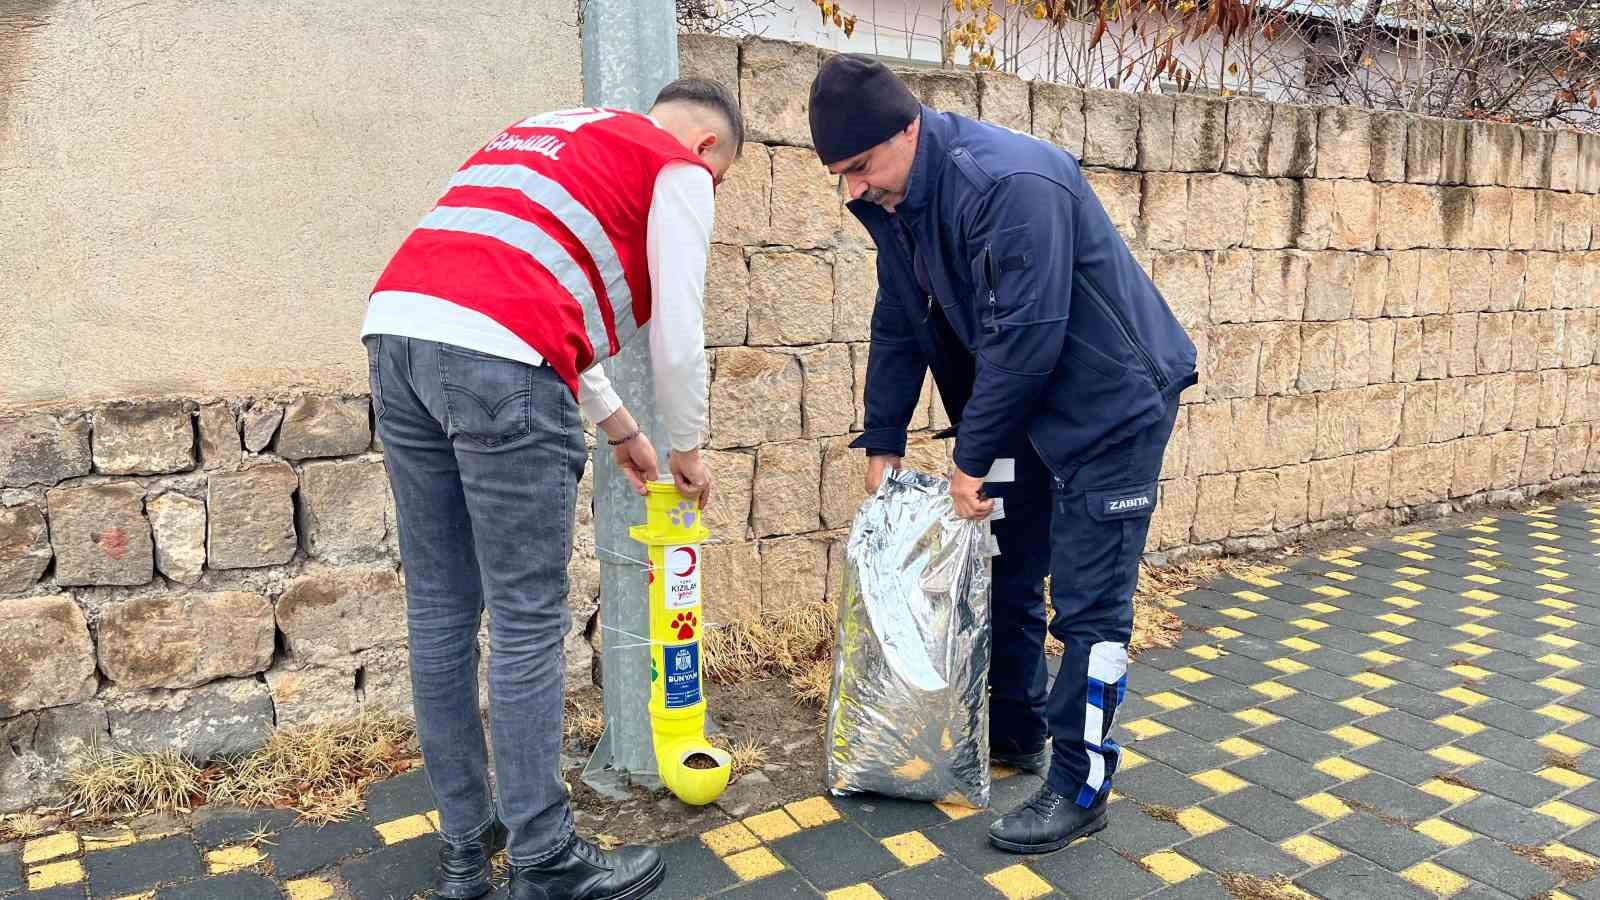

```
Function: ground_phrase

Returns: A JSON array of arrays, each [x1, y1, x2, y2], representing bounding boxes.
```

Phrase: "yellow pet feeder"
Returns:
[[629, 481, 731, 806]]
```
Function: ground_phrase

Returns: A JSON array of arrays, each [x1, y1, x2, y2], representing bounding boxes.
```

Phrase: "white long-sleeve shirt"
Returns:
[[362, 159, 713, 452]]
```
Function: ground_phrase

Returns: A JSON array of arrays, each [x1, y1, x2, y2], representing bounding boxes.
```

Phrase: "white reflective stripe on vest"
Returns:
[[416, 205, 613, 363], [448, 163, 639, 349]]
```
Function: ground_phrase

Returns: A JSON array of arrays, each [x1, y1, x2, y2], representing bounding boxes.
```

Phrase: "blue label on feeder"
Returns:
[[664, 642, 701, 709]]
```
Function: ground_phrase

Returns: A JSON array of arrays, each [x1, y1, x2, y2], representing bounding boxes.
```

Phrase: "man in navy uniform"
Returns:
[[807, 54, 1197, 853]]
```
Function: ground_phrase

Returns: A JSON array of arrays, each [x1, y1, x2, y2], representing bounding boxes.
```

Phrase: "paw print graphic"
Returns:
[[669, 500, 698, 530], [671, 611, 698, 640]]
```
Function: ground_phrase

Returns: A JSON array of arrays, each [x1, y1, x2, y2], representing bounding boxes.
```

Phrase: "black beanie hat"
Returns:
[[808, 54, 921, 165]]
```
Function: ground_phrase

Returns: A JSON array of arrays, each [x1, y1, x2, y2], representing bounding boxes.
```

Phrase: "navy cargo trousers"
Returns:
[[983, 397, 1180, 807]]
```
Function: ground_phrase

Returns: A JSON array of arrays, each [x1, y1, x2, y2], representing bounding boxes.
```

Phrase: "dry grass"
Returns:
[[1217, 873, 1306, 900], [0, 812, 53, 843], [1435, 772, 1476, 789], [702, 601, 837, 709], [1136, 802, 1182, 824], [1344, 799, 1408, 828], [1513, 844, 1600, 882], [564, 696, 607, 751], [709, 735, 770, 783], [1545, 751, 1581, 770], [200, 712, 418, 825], [789, 659, 834, 712], [64, 749, 204, 816]]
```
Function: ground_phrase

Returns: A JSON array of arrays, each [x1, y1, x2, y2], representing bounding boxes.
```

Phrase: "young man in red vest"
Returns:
[[361, 80, 743, 900]]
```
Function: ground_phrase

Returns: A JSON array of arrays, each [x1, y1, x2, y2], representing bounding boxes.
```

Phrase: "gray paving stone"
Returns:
[[1114, 760, 1216, 809], [1194, 655, 1284, 687], [1473, 673, 1570, 708], [1228, 616, 1300, 642], [1147, 874, 1235, 900], [1097, 797, 1192, 857], [1214, 634, 1282, 661], [1155, 702, 1248, 743], [1389, 640, 1465, 667], [831, 793, 954, 838], [1457, 726, 1551, 768], [269, 817, 380, 879], [1176, 676, 1264, 711], [1293, 852, 1433, 900], [1225, 750, 1338, 799], [1568, 781, 1600, 813], [1300, 627, 1387, 655], [1368, 683, 1466, 719], [1343, 741, 1452, 786], [651, 838, 738, 900], [1443, 794, 1568, 845], [1204, 787, 1325, 843], [1329, 773, 1450, 823], [1280, 669, 1367, 702], [1031, 834, 1164, 899], [341, 841, 438, 900], [0, 851, 19, 895], [191, 806, 300, 850], [1358, 710, 1457, 749], [1374, 660, 1462, 692], [85, 835, 204, 897], [1262, 692, 1364, 731], [1455, 759, 1566, 807], [1248, 721, 1350, 763], [1315, 812, 1441, 871], [714, 869, 822, 898], [872, 857, 997, 900], [1131, 731, 1237, 774], [1568, 821, 1600, 856], [1437, 838, 1560, 898], [1295, 648, 1372, 676], [364, 767, 436, 822], [1172, 826, 1302, 879], [771, 822, 898, 891], [1561, 716, 1600, 747]]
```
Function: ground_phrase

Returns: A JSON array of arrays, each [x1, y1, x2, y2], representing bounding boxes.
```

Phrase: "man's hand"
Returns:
[[866, 454, 902, 494], [950, 468, 994, 520], [670, 449, 713, 509], [614, 433, 659, 495], [598, 408, 658, 495]]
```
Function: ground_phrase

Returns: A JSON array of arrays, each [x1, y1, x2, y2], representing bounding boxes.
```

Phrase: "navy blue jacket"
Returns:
[[846, 106, 1199, 482]]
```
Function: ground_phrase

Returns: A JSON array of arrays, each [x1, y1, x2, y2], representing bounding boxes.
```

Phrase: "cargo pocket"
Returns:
[[1050, 481, 1158, 617], [1088, 480, 1159, 596]]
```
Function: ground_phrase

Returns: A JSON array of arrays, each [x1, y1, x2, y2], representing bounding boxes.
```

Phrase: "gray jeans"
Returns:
[[365, 334, 585, 865]]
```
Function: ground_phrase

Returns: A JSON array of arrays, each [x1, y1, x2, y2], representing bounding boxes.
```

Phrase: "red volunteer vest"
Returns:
[[370, 107, 712, 394]]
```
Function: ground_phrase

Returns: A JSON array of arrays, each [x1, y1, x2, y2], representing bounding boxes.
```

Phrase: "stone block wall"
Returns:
[[4, 32, 1599, 808], [678, 33, 1600, 574]]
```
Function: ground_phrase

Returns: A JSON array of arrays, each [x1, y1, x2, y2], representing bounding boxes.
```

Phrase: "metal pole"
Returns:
[[581, 0, 679, 797]]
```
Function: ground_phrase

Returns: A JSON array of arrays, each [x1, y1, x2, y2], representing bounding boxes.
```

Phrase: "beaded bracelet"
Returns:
[[607, 428, 642, 447]]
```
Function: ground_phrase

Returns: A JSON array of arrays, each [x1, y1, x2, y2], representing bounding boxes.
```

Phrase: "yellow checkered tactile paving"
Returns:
[[8, 501, 1598, 900]]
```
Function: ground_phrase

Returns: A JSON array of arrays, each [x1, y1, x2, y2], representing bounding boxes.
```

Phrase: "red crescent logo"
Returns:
[[672, 546, 698, 578]]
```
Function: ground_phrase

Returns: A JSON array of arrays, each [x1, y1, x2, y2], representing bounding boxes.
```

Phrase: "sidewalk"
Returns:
[[4, 500, 1598, 899]]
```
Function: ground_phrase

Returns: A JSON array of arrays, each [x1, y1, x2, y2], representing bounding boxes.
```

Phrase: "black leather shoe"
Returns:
[[989, 785, 1107, 854], [992, 742, 1051, 777], [437, 819, 507, 899], [508, 834, 664, 900]]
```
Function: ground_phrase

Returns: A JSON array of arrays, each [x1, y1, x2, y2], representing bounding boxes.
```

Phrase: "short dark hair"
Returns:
[[652, 77, 745, 158]]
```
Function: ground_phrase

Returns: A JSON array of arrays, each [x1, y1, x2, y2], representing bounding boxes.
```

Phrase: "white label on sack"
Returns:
[[984, 458, 1016, 483], [665, 545, 700, 610]]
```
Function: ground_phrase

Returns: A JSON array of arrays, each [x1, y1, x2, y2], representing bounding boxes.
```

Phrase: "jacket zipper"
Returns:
[[1074, 272, 1166, 391]]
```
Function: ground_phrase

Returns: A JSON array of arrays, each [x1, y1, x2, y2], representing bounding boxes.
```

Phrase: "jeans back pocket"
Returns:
[[437, 343, 535, 447]]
